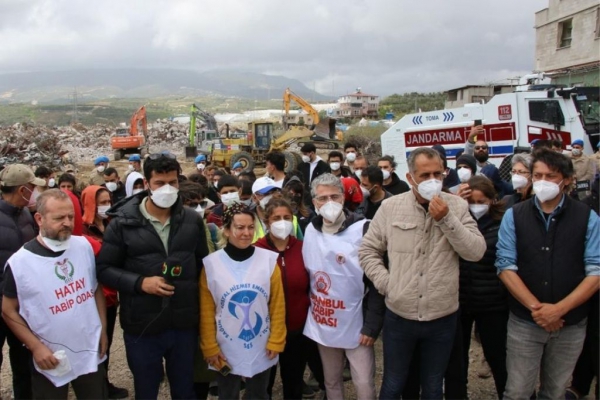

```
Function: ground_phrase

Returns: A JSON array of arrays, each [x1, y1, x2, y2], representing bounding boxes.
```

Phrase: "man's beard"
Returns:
[[475, 152, 489, 163], [42, 226, 72, 241]]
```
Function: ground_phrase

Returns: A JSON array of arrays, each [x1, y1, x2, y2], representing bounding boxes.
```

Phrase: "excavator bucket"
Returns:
[[313, 117, 338, 140]]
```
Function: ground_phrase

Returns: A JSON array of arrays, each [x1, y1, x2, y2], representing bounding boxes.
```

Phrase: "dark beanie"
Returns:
[[456, 154, 477, 175]]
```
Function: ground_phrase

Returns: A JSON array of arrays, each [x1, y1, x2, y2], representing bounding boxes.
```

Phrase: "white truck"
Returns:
[[381, 78, 599, 181]]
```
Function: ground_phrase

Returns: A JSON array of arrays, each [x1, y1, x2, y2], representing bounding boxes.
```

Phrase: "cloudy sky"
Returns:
[[0, 0, 548, 96]]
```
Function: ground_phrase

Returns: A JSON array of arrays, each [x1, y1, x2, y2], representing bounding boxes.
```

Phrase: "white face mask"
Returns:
[[241, 199, 253, 207], [330, 162, 341, 171], [195, 204, 204, 214], [132, 188, 143, 195], [259, 194, 273, 209], [469, 204, 489, 220], [457, 167, 472, 183], [319, 201, 343, 222], [197, 163, 206, 171], [40, 235, 71, 252], [354, 169, 363, 179], [381, 170, 391, 181], [413, 176, 443, 201], [270, 220, 294, 240], [128, 164, 135, 171], [346, 152, 356, 162], [47, 178, 56, 188], [234, 171, 241, 176], [97, 165, 106, 173], [572, 148, 582, 157], [302, 155, 311, 163], [150, 184, 179, 208], [361, 186, 370, 199], [213, 181, 219, 189], [105, 182, 118, 192], [511, 174, 529, 190], [97, 205, 111, 219], [221, 192, 240, 207], [533, 180, 562, 203]]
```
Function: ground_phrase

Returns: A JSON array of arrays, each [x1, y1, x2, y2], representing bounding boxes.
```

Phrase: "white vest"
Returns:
[[303, 220, 366, 349], [8, 236, 105, 387], [204, 247, 279, 377]]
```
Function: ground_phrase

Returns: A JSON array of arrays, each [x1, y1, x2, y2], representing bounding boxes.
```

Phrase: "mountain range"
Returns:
[[0, 69, 332, 103]]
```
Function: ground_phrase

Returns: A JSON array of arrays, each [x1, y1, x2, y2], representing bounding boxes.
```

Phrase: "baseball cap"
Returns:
[[0, 164, 47, 187], [194, 155, 206, 163], [129, 154, 141, 162], [94, 155, 109, 165], [232, 162, 243, 169], [572, 139, 584, 147], [252, 176, 279, 195]]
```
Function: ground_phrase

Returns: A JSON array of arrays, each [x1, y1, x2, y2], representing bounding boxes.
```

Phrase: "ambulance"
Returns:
[[381, 74, 599, 181]]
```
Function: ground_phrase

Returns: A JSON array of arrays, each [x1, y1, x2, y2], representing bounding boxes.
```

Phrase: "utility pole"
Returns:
[[72, 87, 79, 123]]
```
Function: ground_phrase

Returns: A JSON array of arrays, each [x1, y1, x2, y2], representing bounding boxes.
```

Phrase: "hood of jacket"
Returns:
[[63, 189, 84, 236], [125, 172, 144, 198], [81, 185, 110, 226]]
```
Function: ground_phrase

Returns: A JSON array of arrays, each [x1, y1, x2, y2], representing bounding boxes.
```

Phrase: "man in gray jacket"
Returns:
[[359, 147, 486, 399]]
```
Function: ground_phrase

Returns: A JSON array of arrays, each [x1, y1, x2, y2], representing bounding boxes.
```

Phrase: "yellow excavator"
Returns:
[[282, 87, 343, 149]]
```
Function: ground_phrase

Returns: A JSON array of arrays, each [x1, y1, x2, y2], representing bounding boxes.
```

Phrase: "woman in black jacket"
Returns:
[[459, 176, 508, 399]]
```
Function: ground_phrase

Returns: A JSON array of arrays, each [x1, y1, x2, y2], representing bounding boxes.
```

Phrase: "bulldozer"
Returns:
[[283, 87, 344, 150], [208, 121, 323, 173], [111, 105, 149, 160]]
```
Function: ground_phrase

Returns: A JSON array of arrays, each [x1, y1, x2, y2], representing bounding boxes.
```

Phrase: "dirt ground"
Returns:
[[0, 316, 500, 399]]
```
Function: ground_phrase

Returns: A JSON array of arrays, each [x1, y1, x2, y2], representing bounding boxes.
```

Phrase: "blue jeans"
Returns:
[[504, 312, 587, 400], [379, 309, 457, 400], [124, 329, 197, 400]]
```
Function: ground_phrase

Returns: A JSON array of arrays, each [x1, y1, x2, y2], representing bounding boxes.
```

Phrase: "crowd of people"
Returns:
[[0, 129, 598, 400]]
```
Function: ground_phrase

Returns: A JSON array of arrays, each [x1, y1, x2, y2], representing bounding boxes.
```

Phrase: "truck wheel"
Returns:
[[114, 150, 122, 161], [283, 151, 298, 173], [293, 152, 303, 168], [230, 151, 255, 172]]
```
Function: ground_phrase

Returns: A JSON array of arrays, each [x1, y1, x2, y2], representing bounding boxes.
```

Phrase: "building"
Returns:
[[535, 0, 600, 86], [336, 89, 379, 118], [444, 85, 514, 108]]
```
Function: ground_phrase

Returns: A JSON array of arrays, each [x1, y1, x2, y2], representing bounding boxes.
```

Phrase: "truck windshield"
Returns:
[[573, 87, 600, 148]]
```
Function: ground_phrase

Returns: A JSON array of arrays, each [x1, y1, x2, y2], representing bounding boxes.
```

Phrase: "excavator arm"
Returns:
[[283, 88, 320, 127], [189, 104, 199, 146], [130, 106, 147, 136]]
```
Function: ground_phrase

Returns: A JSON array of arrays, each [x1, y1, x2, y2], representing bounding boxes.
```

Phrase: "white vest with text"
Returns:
[[8, 236, 105, 387], [204, 247, 279, 377], [303, 220, 366, 349]]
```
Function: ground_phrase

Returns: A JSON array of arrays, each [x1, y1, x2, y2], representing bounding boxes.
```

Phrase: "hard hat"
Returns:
[[195, 155, 207, 163], [232, 162, 243, 169], [572, 139, 584, 147], [129, 154, 141, 162]]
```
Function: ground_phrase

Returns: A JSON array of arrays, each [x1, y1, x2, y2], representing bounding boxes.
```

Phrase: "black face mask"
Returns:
[[475, 152, 489, 163]]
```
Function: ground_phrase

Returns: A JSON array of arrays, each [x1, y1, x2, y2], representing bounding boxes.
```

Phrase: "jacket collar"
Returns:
[[0, 199, 24, 216]]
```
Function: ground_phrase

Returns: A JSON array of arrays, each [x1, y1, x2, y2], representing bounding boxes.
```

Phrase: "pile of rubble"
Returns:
[[0, 120, 197, 168]]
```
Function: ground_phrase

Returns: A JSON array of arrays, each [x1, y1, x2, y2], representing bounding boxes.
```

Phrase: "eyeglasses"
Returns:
[[511, 169, 530, 176], [148, 152, 177, 160], [474, 146, 488, 150], [188, 200, 208, 208], [314, 193, 343, 203]]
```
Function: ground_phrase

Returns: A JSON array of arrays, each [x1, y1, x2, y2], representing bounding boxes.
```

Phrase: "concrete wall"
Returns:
[[535, 0, 599, 72]]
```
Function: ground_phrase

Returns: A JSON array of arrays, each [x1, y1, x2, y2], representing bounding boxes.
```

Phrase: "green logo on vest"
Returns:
[[54, 258, 75, 283]]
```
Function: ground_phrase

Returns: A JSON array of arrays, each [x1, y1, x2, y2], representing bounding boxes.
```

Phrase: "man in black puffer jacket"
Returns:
[[97, 154, 209, 400]]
